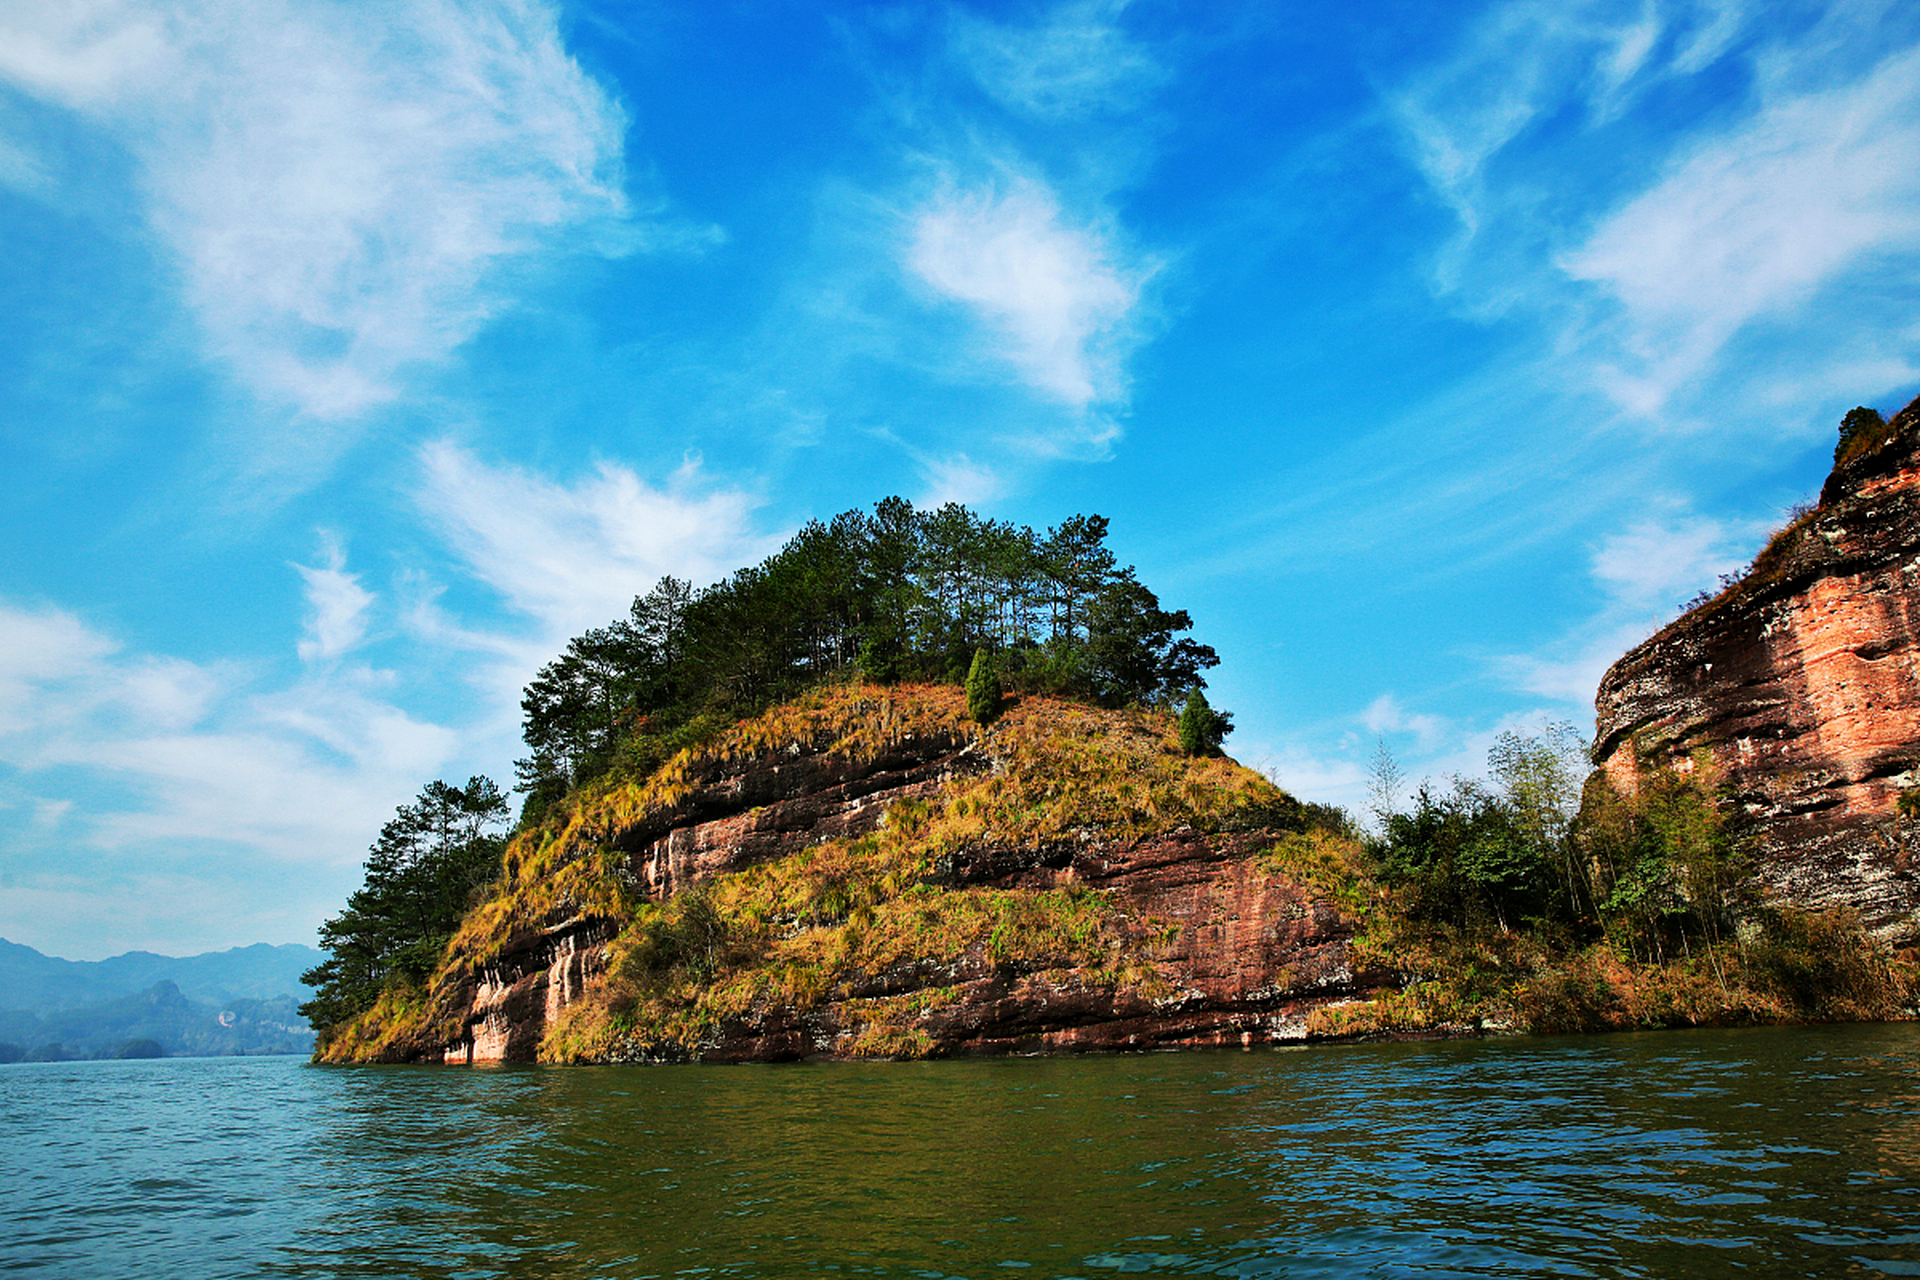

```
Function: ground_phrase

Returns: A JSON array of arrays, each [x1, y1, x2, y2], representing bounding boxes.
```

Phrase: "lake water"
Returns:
[[4, 1024, 1919, 1278]]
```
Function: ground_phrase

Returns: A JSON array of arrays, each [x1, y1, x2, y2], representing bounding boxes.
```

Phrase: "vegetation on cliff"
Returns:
[[309, 499, 1251, 1060], [1675, 398, 1912, 623], [311, 672, 1911, 1063], [307, 472, 1919, 1063], [1300, 733, 1917, 1039], [298, 777, 510, 1038], [514, 497, 1223, 825], [315, 681, 1315, 1063]]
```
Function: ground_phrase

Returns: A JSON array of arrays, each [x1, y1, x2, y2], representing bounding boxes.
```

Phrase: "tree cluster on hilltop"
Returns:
[[515, 497, 1222, 817], [302, 500, 1226, 1041]]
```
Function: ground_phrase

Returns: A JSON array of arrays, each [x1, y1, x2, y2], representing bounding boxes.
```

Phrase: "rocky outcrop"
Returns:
[[432, 728, 988, 1063], [1594, 393, 1920, 942], [696, 827, 1378, 1062], [422, 698, 1391, 1064], [612, 729, 982, 900]]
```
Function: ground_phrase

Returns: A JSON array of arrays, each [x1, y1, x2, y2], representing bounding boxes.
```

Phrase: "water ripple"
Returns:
[[3, 1026, 1919, 1277]]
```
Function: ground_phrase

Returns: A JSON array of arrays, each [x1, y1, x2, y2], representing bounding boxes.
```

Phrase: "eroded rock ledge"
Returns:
[[1594, 393, 1920, 942], [426, 715, 1387, 1064]]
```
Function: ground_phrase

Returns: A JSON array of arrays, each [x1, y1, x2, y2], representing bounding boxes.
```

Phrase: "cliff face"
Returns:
[[1594, 393, 1920, 942], [350, 687, 1389, 1064]]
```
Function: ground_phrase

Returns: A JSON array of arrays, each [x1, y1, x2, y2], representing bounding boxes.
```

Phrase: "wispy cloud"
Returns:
[[293, 534, 374, 662], [0, 597, 460, 954], [1387, 0, 1920, 419], [414, 440, 773, 640], [1385, 0, 1753, 294], [1361, 693, 1447, 752], [1562, 43, 1920, 414], [843, 0, 1166, 470], [906, 175, 1147, 422], [1498, 508, 1759, 704], [0, 603, 214, 738], [949, 0, 1165, 121], [0, 0, 690, 430]]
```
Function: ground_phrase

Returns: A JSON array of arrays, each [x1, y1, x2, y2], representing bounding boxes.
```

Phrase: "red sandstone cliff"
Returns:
[[343, 689, 1390, 1064], [1594, 393, 1920, 942]]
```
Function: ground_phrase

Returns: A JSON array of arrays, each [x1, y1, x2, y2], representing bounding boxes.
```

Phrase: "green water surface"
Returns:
[[4, 1023, 1918, 1277]]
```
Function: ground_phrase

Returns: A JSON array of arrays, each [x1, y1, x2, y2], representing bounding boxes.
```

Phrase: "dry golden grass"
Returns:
[[323, 679, 1918, 1061], [486, 684, 1270, 1062], [313, 983, 435, 1064]]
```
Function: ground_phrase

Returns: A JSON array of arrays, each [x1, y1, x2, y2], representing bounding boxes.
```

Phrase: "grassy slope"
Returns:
[[545, 684, 1291, 1062], [320, 682, 1916, 1064], [319, 682, 1292, 1063]]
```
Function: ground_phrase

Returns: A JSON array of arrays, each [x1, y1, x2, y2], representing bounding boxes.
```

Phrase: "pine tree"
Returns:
[[299, 777, 509, 1040], [966, 647, 1002, 724], [1178, 688, 1230, 757], [1837, 406, 1888, 463]]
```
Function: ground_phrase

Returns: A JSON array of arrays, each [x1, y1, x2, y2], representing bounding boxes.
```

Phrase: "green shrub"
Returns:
[[1836, 405, 1890, 464], [1177, 688, 1229, 756], [965, 648, 1002, 724]]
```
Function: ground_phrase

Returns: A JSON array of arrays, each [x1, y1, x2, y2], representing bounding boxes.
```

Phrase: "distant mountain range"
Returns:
[[0, 938, 324, 1061]]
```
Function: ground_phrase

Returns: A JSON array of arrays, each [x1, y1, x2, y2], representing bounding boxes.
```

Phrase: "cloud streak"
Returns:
[[0, 597, 460, 953], [1499, 508, 1759, 705], [949, 0, 1164, 121], [1562, 43, 1920, 413], [293, 535, 374, 663], [0, 0, 661, 426], [1386, 0, 1920, 418]]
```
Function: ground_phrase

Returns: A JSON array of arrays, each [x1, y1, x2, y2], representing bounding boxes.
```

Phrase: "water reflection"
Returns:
[[10, 1027, 1918, 1278], [277, 1027, 1920, 1278]]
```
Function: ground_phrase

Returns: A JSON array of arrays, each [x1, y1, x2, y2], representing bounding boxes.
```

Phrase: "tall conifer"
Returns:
[[966, 647, 1002, 724]]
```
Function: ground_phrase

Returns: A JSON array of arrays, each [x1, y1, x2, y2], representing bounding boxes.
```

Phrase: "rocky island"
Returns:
[[319, 686, 1382, 1063], [309, 455, 1920, 1065]]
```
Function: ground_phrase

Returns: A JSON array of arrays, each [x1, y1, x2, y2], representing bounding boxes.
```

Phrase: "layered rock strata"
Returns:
[[1594, 393, 1920, 942], [699, 827, 1374, 1062], [427, 721, 1383, 1064]]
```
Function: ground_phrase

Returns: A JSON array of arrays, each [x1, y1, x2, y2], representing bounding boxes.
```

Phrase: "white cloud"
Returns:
[[1384, 0, 1728, 290], [415, 440, 772, 640], [907, 175, 1148, 415], [950, 0, 1163, 120], [1388, 1, 1920, 417], [1250, 746, 1370, 816], [1561, 43, 1920, 413], [0, 598, 465, 955], [0, 603, 216, 737], [0, 0, 672, 425], [0, 128, 53, 196], [293, 535, 374, 662], [1361, 693, 1447, 752], [1588, 512, 1750, 608], [916, 452, 1005, 508]]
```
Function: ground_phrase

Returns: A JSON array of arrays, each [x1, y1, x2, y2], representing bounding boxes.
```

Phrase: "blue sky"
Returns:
[[4, 0, 1919, 959]]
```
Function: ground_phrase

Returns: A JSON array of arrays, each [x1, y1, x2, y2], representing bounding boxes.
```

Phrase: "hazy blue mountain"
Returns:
[[0, 938, 323, 1013], [0, 979, 314, 1059]]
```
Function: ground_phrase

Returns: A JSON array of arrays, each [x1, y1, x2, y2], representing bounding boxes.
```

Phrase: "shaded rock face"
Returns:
[[1594, 394, 1920, 942], [436, 925, 611, 1065], [431, 730, 1383, 1063]]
